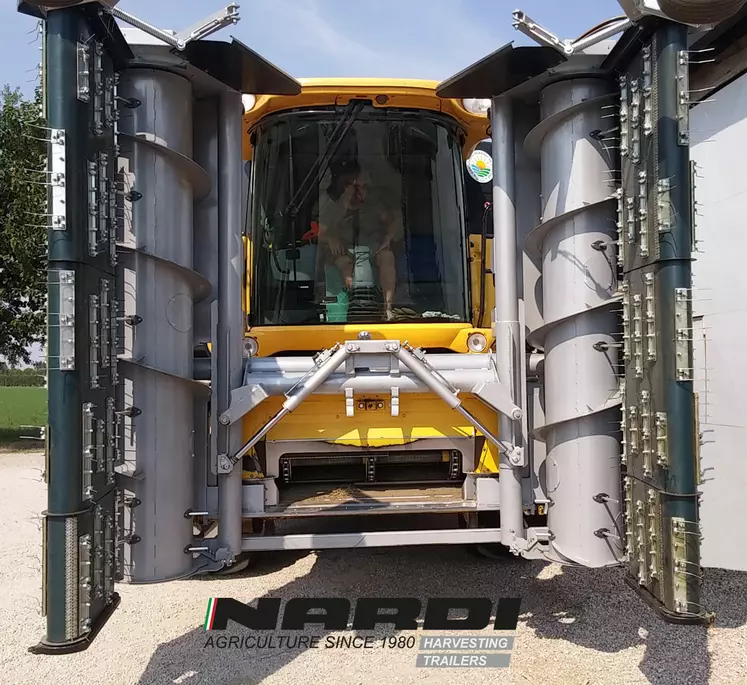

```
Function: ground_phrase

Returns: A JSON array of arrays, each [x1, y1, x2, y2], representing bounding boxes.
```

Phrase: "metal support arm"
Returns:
[[110, 3, 240, 51], [395, 344, 516, 457], [223, 340, 522, 468], [512, 10, 632, 55], [218, 372, 523, 427], [222, 344, 351, 471], [174, 4, 240, 47]]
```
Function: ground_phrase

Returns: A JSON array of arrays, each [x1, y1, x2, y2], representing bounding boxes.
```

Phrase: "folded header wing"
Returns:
[[436, 43, 567, 99], [184, 37, 302, 95]]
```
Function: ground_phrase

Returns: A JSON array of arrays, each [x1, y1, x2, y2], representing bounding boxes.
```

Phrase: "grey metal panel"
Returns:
[[193, 98, 220, 346], [544, 421, 624, 566], [476, 476, 501, 508], [117, 69, 199, 582], [691, 74, 747, 572], [119, 132, 211, 202], [539, 208, 618, 335], [243, 353, 493, 375], [242, 528, 503, 551], [531, 78, 623, 568], [241, 369, 494, 395], [216, 91, 245, 558], [514, 103, 545, 337], [116, 244, 211, 302], [525, 94, 617, 161], [120, 253, 194, 376], [537, 82, 617, 220], [192, 399, 209, 513], [542, 316, 621, 430], [528, 382, 548, 505], [206, 485, 218, 516], [121, 35, 238, 99], [119, 364, 194, 581], [120, 155, 193, 268], [514, 104, 548, 509], [490, 98, 525, 548], [192, 98, 220, 498]]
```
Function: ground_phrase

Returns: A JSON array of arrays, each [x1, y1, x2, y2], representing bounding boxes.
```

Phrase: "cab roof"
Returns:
[[241, 77, 490, 160]]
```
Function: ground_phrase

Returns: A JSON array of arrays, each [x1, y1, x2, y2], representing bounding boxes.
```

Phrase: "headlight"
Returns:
[[467, 332, 488, 353], [462, 98, 491, 116], [243, 337, 259, 358], [242, 94, 257, 114]]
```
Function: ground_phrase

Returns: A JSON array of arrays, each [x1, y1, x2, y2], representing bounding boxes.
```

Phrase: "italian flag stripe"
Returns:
[[204, 598, 216, 630]]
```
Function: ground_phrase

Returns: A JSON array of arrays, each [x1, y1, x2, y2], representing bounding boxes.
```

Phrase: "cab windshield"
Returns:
[[249, 105, 469, 326]]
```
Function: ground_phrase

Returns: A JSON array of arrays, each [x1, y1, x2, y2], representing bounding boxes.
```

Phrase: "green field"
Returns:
[[0, 386, 48, 447]]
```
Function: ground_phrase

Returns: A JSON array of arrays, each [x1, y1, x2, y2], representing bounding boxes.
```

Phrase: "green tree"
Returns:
[[0, 86, 47, 365]]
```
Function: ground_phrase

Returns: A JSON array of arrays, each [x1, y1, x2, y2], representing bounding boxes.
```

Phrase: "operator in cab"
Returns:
[[316, 159, 402, 320]]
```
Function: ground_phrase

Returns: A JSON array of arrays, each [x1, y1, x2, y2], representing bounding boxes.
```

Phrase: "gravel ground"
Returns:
[[2, 451, 746, 685]]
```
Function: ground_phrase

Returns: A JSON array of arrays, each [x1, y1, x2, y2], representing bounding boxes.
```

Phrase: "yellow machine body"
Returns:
[[241, 78, 498, 473]]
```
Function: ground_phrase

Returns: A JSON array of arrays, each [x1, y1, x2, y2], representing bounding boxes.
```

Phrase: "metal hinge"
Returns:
[[58, 270, 76, 371], [616, 187, 626, 267], [620, 74, 629, 158], [642, 45, 653, 137], [657, 178, 672, 232], [644, 273, 656, 363], [639, 171, 649, 257], [674, 288, 694, 381], [655, 412, 669, 468], [76, 42, 90, 102], [640, 390, 652, 477], [49, 129, 67, 231], [632, 294, 643, 378], [676, 51, 690, 146]]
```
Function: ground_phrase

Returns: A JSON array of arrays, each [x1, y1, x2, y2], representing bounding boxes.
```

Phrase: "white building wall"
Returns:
[[691, 72, 747, 571]]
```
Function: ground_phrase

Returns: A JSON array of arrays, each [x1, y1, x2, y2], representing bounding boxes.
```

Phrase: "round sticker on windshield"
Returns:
[[466, 149, 493, 183]]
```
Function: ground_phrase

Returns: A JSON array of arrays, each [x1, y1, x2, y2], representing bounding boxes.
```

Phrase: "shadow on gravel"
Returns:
[[135, 541, 747, 685], [522, 565, 747, 685]]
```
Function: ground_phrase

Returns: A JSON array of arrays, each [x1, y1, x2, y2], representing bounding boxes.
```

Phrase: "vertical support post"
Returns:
[[192, 98, 220, 507], [44, 10, 83, 648], [217, 90, 244, 559], [651, 21, 705, 620], [657, 25, 699, 531], [619, 21, 710, 624], [30, 5, 126, 654], [193, 98, 220, 347], [491, 96, 526, 548]]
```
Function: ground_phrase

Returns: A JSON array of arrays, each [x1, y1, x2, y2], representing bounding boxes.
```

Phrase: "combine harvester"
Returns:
[[18, 0, 747, 653]]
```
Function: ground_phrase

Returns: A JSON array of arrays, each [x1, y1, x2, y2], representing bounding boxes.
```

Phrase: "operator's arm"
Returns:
[[382, 208, 399, 240], [375, 206, 402, 254], [317, 195, 346, 257]]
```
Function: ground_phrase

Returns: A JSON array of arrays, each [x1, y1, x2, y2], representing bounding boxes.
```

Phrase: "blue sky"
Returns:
[[3, 0, 623, 366], [3, 0, 623, 93]]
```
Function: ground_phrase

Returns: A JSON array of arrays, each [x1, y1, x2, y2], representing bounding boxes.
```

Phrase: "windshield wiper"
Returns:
[[284, 99, 366, 219]]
